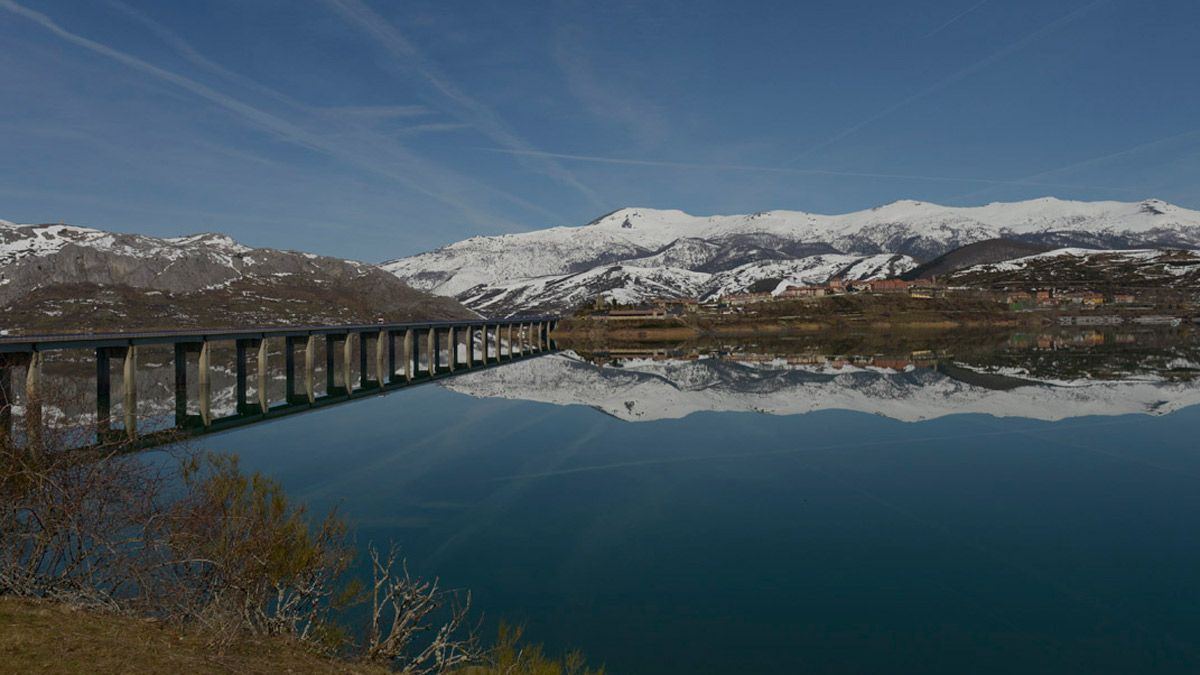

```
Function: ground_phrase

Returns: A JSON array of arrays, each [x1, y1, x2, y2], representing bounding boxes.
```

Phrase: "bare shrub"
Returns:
[[0, 428, 173, 609], [365, 543, 481, 672]]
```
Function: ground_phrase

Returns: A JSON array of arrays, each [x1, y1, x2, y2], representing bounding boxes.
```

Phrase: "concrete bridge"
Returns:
[[0, 316, 559, 451]]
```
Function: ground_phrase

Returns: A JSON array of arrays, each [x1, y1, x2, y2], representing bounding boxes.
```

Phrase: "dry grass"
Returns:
[[0, 597, 389, 675]]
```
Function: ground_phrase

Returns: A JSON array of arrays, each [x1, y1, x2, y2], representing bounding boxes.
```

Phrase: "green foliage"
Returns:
[[167, 453, 354, 647]]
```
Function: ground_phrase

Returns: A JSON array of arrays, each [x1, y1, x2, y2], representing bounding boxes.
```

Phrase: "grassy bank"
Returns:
[[0, 596, 385, 674]]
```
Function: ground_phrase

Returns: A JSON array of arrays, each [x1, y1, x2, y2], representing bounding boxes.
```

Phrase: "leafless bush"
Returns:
[[365, 543, 481, 672], [0, 425, 174, 609]]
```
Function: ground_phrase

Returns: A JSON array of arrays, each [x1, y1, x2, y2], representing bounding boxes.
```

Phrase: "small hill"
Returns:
[[901, 238, 1053, 280]]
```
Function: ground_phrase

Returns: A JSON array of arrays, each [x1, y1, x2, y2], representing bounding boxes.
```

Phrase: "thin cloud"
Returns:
[[551, 25, 668, 149], [923, 0, 990, 39], [397, 122, 472, 135], [949, 128, 1200, 203], [318, 0, 606, 208], [320, 104, 432, 119], [790, 0, 1107, 162], [477, 147, 1136, 192]]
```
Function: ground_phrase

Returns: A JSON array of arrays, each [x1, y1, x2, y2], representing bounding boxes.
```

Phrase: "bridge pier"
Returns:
[[122, 347, 136, 439], [376, 329, 387, 385], [257, 339, 269, 411], [404, 329, 415, 382], [427, 328, 438, 375], [0, 353, 40, 449], [198, 341, 211, 426], [23, 352, 42, 448], [344, 332, 356, 395], [236, 340, 249, 413]]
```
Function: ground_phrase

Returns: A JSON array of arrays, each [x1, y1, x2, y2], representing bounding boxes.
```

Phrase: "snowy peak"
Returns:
[[165, 232, 251, 252]]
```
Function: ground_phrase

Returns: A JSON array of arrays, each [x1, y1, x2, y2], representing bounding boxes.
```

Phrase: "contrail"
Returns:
[[923, 0, 991, 39], [1, 0, 569, 230], [318, 0, 606, 209], [477, 147, 1136, 192], [790, 0, 1108, 163]]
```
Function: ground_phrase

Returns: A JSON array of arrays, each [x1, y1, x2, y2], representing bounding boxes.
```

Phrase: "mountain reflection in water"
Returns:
[[446, 328, 1200, 421]]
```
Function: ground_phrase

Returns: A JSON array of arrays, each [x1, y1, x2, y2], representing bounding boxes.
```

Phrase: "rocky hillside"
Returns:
[[0, 220, 474, 335], [945, 248, 1200, 291], [382, 198, 1200, 316]]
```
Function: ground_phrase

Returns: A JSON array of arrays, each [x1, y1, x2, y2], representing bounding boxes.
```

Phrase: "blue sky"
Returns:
[[2, 0, 1198, 260]]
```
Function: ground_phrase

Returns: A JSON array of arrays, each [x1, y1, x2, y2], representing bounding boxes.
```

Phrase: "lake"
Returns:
[[196, 332, 1200, 674]]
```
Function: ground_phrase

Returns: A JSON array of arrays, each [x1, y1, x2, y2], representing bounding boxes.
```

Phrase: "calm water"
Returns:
[[200, 345, 1200, 674]]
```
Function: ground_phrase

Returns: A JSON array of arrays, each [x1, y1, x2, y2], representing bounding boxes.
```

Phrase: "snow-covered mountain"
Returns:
[[382, 198, 1200, 316], [443, 352, 1200, 423], [0, 219, 473, 334]]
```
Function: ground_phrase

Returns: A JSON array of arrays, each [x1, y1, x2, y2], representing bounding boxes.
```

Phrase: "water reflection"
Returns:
[[447, 328, 1200, 421]]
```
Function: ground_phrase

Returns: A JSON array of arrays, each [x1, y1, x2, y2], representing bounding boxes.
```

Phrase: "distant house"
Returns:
[[653, 298, 700, 315], [725, 292, 773, 305], [778, 285, 827, 299], [1062, 291, 1105, 306], [602, 307, 666, 320], [1112, 293, 1137, 304], [867, 279, 910, 293]]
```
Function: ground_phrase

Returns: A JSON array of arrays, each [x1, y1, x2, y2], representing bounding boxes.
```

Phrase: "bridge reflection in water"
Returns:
[[0, 317, 559, 451]]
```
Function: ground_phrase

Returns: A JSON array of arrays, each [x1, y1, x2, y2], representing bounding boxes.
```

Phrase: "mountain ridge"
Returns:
[[383, 197, 1200, 316]]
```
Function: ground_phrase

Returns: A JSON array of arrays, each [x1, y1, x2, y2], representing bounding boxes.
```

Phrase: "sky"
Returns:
[[2, 0, 1199, 261]]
